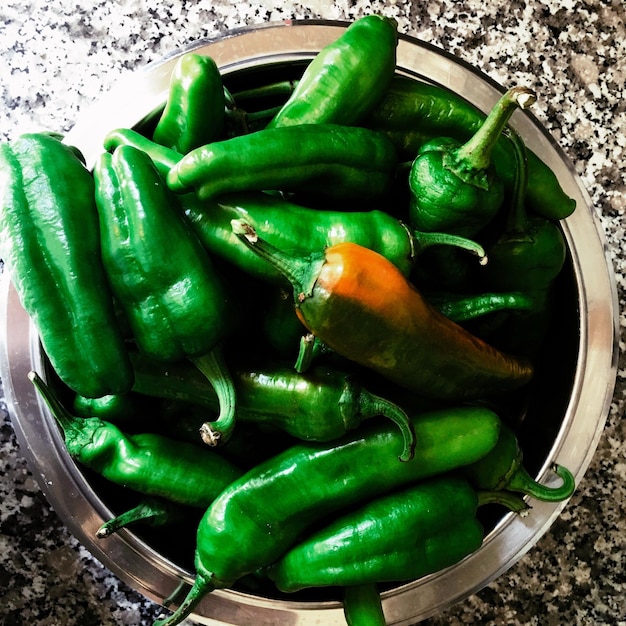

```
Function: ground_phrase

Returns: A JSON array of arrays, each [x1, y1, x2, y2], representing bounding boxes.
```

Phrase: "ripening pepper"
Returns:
[[232, 220, 533, 402], [93, 145, 237, 445], [0, 132, 133, 398]]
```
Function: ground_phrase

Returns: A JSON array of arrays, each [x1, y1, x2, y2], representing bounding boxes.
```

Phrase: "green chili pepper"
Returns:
[[73, 391, 145, 425], [152, 405, 502, 626], [152, 53, 225, 153], [166, 124, 398, 202], [232, 221, 533, 402], [0, 132, 133, 398], [183, 190, 486, 286], [266, 475, 527, 592], [480, 128, 567, 355], [96, 496, 193, 539], [29, 371, 243, 508], [266, 14, 398, 129], [93, 145, 237, 445], [366, 76, 576, 221], [427, 291, 534, 323], [343, 584, 386, 626], [408, 86, 537, 237], [463, 423, 575, 502], [128, 352, 416, 461]]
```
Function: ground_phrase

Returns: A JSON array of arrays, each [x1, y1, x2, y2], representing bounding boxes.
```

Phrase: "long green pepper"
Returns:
[[93, 145, 237, 445], [0, 132, 133, 398]]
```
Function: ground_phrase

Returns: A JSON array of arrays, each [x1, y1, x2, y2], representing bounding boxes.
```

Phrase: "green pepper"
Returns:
[[480, 128, 567, 355], [266, 14, 398, 129], [232, 221, 533, 402], [152, 405, 502, 626], [463, 423, 575, 502], [427, 291, 534, 323], [73, 391, 145, 426], [152, 53, 225, 153], [266, 475, 526, 592], [166, 124, 398, 202], [408, 86, 537, 237], [366, 76, 576, 221], [93, 145, 237, 444], [128, 352, 416, 462], [29, 371, 243, 509], [0, 132, 133, 398]]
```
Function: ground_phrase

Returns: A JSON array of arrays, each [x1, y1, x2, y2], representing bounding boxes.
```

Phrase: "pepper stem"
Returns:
[[411, 227, 488, 266], [153, 573, 214, 626], [354, 388, 416, 463], [343, 584, 386, 626], [294, 333, 333, 373], [96, 497, 179, 539], [231, 219, 324, 299], [506, 462, 576, 502], [445, 86, 536, 188], [28, 370, 100, 452], [503, 126, 531, 233], [477, 489, 531, 515], [191, 346, 236, 446]]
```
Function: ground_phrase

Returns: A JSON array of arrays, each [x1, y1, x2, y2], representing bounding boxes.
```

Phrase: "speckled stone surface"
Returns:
[[1, 1, 625, 625]]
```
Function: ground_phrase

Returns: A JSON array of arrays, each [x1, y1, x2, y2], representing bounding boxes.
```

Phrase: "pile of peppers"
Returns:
[[0, 15, 580, 626]]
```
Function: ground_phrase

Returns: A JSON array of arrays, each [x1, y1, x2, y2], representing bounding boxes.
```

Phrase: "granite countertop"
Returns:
[[1, 1, 625, 625]]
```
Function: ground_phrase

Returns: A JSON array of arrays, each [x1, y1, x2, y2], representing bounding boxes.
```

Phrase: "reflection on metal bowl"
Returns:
[[0, 20, 618, 626]]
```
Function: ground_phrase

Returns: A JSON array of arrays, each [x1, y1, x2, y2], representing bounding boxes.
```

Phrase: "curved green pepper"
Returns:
[[0, 132, 133, 398], [166, 124, 398, 201], [30, 371, 243, 509], [267, 14, 398, 128], [93, 145, 237, 444], [153, 405, 502, 626], [366, 76, 576, 221], [408, 86, 537, 237], [343, 584, 386, 626], [153, 53, 225, 153], [128, 353, 416, 461]]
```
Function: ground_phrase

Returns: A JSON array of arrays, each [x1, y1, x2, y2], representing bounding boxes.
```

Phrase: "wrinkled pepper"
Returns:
[[267, 14, 398, 128], [152, 405, 502, 626], [166, 124, 398, 201], [152, 53, 225, 153], [408, 86, 536, 237], [0, 132, 133, 398], [93, 145, 237, 445], [233, 221, 533, 402], [366, 76, 576, 221]]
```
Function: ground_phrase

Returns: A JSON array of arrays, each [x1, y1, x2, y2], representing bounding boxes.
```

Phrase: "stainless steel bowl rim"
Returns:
[[0, 19, 618, 626]]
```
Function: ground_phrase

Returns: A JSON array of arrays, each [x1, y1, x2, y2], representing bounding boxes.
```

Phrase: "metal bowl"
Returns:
[[0, 19, 618, 626]]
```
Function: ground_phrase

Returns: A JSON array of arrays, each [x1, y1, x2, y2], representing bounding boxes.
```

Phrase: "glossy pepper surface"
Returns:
[[267, 475, 525, 591], [267, 14, 398, 128], [166, 124, 398, 201], [366, 76, 576, 221], [233, 221, 533, 402], [93, 145, 237, 444], [153, 405, 501, 626], [408, 86, 536, 237], [128, 353, 416, 461], [30, 371, 243, 508], [0, 132, 133, 398], [152, 53, 225, 153]]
